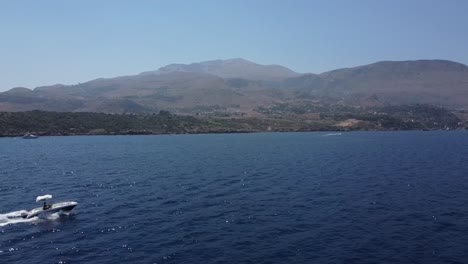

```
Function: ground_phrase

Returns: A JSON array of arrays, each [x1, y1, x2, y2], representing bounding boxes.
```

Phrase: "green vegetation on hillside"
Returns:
[[0, 104, 465, 137], [0, 110, 233, 136], [258, 103, 464, 130], [320, 104, 462, 130]]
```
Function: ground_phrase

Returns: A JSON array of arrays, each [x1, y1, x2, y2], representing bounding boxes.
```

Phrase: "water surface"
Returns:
[[1, 131, 468, 263]]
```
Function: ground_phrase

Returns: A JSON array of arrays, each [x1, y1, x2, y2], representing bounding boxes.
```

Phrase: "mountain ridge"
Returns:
[[139, 58, 300, 80], [1, 58, 468, 114]]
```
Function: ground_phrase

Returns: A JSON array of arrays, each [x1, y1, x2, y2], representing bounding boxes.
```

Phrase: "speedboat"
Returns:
[[21, 195, 78, 219], [323, 132, 343, 136], [23, 133, 38, 139]]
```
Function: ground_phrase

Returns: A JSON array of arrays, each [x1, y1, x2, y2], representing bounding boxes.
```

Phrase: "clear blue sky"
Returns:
[[1, 0, 467, 90]]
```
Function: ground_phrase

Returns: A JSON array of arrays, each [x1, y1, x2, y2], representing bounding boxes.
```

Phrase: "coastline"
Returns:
[[1, 108, 465, 138], [1, 127, 464, 139]]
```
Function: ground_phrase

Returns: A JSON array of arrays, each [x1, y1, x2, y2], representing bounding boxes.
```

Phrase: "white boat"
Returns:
[[23, 133, 38, 139], [21, 195, 78, 219], [323, 132, 343, 136]]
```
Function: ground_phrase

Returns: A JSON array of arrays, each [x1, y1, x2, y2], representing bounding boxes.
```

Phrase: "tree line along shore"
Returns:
[[0, 105, 466, 137]]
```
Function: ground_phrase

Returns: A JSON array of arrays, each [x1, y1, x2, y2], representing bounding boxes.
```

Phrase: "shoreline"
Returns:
[[1, 128, 465, 138], [1, 109, 465, 138]]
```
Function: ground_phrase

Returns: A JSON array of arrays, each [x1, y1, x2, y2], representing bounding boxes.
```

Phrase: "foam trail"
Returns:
[[0, 210, 37, 227], [0, 210, 68, 227]]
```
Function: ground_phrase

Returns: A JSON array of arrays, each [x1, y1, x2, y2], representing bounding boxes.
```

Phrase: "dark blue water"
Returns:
[[1, 132, 468, 264]]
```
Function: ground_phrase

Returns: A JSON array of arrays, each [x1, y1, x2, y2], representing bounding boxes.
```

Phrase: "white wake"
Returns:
[[0, 210, 33, 227], [0, 210, 67, 227]]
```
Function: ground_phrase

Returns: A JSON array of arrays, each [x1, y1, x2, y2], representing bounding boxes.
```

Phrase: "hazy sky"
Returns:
[[1, 0, 467, 90]]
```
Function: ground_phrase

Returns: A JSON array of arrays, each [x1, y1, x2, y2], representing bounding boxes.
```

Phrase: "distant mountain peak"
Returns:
[[141, 58, 299, 80], [366, 59, 468, 71], [351, 59, 465, 70], [321, 59, 468, 78], [4, 87, 33, 94], [215, 58, 255, 65]]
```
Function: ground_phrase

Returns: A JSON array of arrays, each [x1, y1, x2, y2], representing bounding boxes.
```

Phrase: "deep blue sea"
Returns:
[[1, 131, 468, 264]]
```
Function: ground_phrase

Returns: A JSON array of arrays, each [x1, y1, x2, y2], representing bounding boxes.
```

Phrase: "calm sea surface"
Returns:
[[1, 131, 468, 264]]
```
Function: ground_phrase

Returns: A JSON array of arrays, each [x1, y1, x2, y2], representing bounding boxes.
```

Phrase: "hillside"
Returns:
[[316, 60, 468, 107], [1, 59, 468, 115]]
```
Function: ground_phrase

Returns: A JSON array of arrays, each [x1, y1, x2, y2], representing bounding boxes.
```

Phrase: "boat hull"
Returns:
[[23, 201, 78, 219]]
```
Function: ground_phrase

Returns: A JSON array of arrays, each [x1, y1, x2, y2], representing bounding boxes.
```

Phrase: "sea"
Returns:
[[1, 131, 468, 264]]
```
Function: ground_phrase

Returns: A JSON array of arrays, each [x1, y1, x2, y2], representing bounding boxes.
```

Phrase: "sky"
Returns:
[[1, 0, 468, 90]]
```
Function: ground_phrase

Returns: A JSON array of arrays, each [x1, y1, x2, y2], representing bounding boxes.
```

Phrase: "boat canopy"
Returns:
[[36, 194, 53, 202]]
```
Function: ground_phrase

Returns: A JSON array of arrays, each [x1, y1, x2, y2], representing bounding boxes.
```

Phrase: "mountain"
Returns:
[[140, 58, 300, 80], [1, 59, 468, 114], [316, 60, 468, 107]]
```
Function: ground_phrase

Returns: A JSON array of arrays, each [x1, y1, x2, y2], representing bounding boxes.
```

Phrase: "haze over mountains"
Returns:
[[1, 58, 468, 115]]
